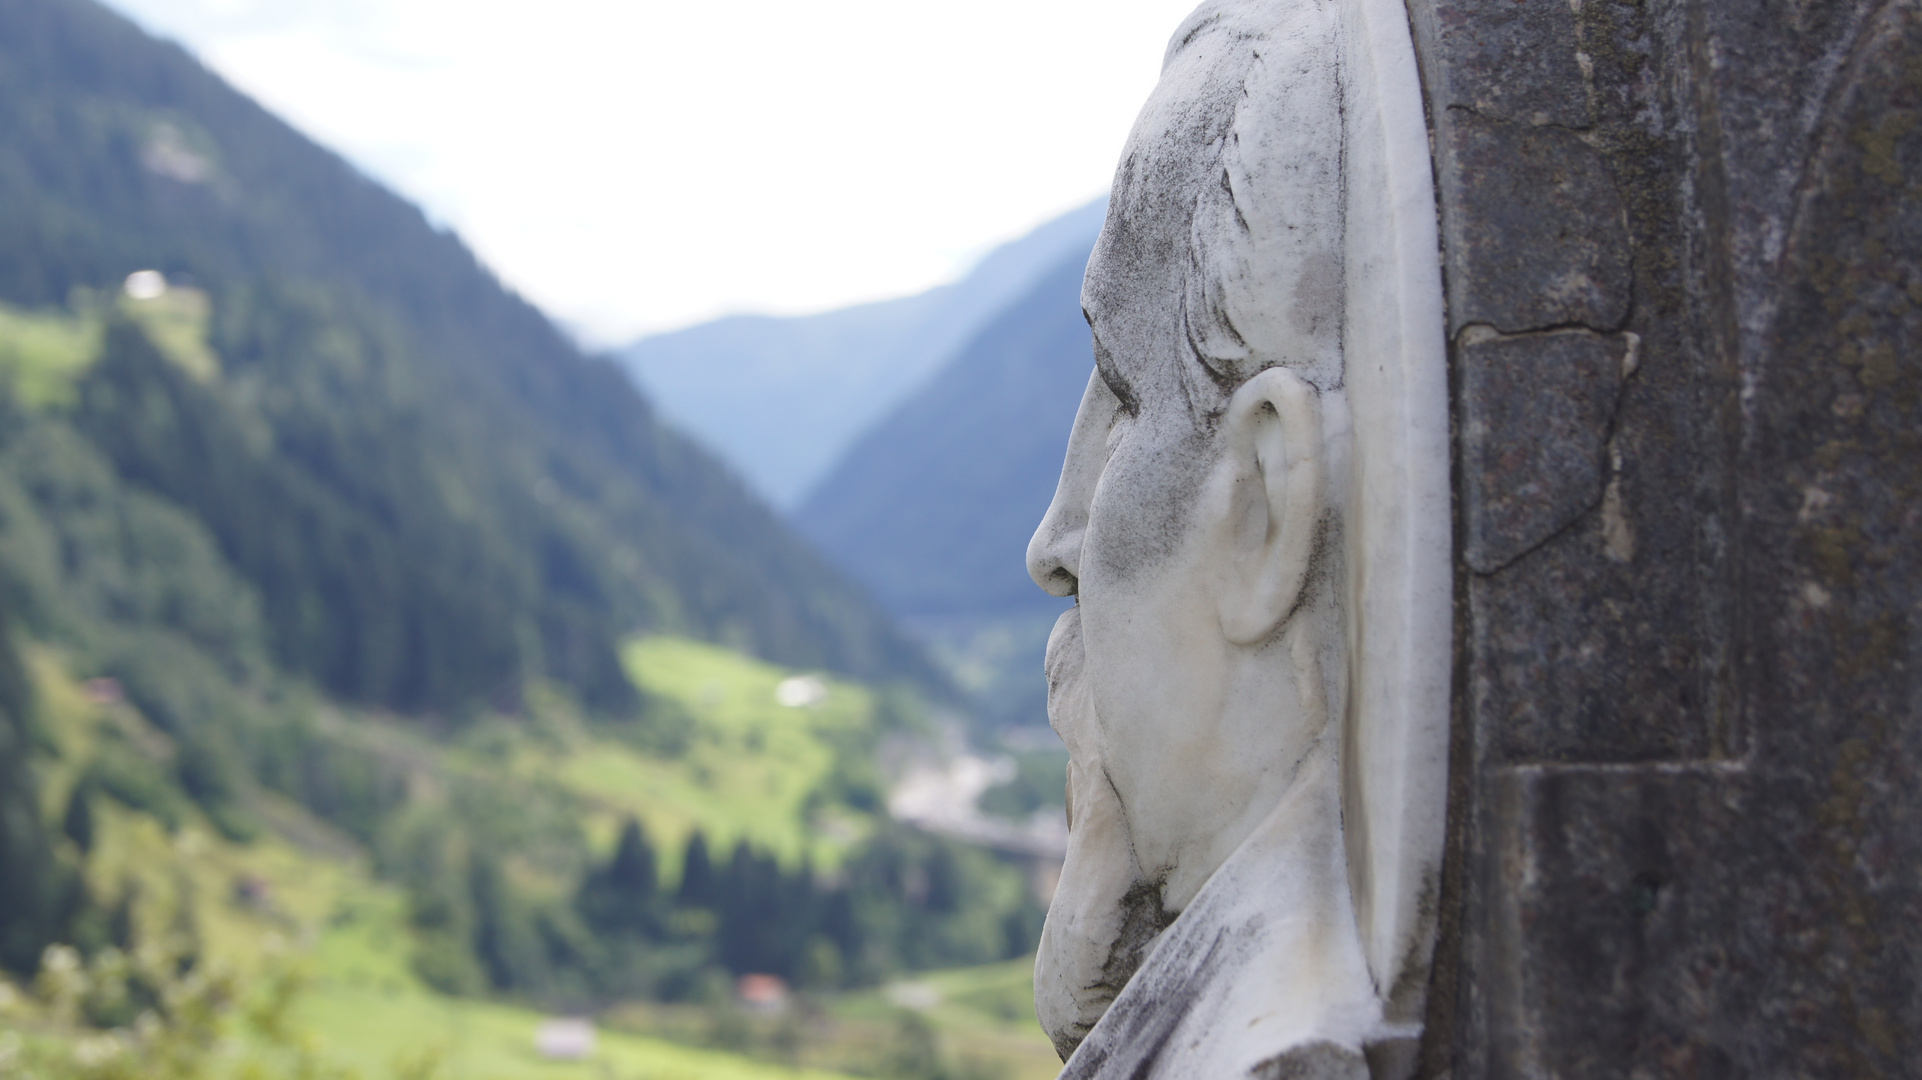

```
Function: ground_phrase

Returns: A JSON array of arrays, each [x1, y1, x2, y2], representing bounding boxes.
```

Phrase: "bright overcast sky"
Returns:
[[98, 0, 1201, 344]]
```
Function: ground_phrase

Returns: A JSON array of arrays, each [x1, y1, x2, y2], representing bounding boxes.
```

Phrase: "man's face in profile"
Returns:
[[1029, 0, 1450, 1065], [1027, 215, 1238, 899], [1025, 0, 1346, 913]]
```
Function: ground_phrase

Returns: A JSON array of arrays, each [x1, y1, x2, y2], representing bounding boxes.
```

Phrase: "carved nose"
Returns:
[[1027, 368, 1114, 599], [1031, 550, 1078, 598], [1027, 505, 1082, 598]]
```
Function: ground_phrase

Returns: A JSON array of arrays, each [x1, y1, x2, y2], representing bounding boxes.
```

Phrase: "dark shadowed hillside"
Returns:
[[794, 252, 1094, 728], [0, 0, 944, 712], [794, 253, 1091, 623]]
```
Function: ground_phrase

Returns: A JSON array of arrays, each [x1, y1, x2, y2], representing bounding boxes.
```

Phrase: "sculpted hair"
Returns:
[[1179, 1, 1348, 397]]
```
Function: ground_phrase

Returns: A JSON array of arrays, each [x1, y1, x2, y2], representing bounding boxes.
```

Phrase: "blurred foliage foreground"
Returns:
[[0, 938, 352, 1080]]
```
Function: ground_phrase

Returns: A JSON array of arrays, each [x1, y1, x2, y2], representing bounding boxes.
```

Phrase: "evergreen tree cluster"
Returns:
[[0, 611, 61, 974], [566, 822, 1047, 999], [341, 796, 1046, 1006]]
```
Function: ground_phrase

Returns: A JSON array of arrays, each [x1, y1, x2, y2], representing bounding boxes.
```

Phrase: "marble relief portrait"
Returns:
[[1022, 1, 1451, 1076]]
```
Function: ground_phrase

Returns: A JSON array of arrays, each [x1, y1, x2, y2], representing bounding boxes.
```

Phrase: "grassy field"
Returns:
[[4, 813, 873, 1080], [602, 636, 882, 868], [0, 289, 218, 408], [0, 302, 99, 408], [6, 640, 1062, 1080], [304, 899, 1059, 1080], [303, 892, 864, 1080], [833, 961, 1062, 1080], [344, 635, 892, 877]]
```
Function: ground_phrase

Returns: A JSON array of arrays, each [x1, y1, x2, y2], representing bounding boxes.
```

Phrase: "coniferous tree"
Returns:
[[820, 888, 859, 974], [607, 819, 657, 906], [716, 842, 812, 977], [776, 859, 823, 977], [716, 841, 756, 973], [107, 886, 137, 950], [61, 778, 94, 853], [577, 818, 658, 937], [0, 614, 58, 975], [677, 830, 716, 910], [469, 852, 550, 992]]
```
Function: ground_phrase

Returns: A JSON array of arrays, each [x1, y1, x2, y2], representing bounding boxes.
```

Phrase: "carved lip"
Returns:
[[1042, 603, 1083, 693]]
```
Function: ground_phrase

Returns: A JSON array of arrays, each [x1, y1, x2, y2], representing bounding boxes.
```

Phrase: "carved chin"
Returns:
[[1036, 754, 1172, 1061], [1036, 605, 1177, 1060]]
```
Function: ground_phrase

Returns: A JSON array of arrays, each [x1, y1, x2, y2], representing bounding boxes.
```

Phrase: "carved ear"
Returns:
[[1218, 367, 1323, 645]]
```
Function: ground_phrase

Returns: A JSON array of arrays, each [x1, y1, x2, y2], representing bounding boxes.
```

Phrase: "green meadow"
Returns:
[[2, 638, 1059, 1080]]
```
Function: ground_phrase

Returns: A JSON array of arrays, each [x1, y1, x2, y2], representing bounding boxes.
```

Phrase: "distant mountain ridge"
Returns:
[[619, 200, 1106, 509], [795, 251, 1092, 623], [792, 246, 1098, 731]]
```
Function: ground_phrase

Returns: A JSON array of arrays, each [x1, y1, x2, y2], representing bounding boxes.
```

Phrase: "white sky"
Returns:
[[99, 0, 1201, 344]]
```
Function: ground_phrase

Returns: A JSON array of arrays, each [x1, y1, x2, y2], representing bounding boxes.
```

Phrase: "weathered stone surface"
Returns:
[[1733, 4, 1922, 1066], [1419, 0, 1922, 1074], [1469, 539, 1717, 764], [1438, 113, 1633, 334], [1475, 757, 1922, 1075], [1473, 768, 1750, 1076], [1457, 328, 1627, 573], [1423, 0, 1588, 127], [1022, 0, 1920, 1071]]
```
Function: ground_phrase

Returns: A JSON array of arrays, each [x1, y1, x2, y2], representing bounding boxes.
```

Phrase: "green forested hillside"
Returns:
[[0, 385, 1050, 1068], [0, 0, 944, 715], [0, 0, 1062, 1072], [0, 633, 1054, 1079]]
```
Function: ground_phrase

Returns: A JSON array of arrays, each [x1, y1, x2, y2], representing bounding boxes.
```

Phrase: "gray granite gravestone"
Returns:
[[1420, 0, 1922, 1074]]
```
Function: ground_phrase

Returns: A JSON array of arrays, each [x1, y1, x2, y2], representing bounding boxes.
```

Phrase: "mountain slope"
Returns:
[[620, 201, 1105, 509], [788, 246, 1101, 731], [794, 251, 1092, 624], [0, 0, 1075, 1035], [0, 0, 944, 709]]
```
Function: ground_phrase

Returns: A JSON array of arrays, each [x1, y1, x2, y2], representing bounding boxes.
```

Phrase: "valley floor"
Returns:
[[302, 883, 1060, 1080], [1, 639, 1062, 1080]]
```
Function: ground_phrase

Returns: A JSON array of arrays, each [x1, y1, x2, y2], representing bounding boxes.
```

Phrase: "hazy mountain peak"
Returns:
[[619, 199, 1106, 509]]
